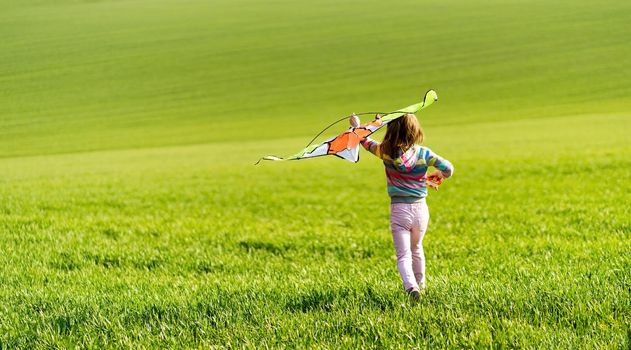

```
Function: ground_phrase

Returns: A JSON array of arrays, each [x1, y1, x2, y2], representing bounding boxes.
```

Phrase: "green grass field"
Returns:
[[1, 0, 630, 348]]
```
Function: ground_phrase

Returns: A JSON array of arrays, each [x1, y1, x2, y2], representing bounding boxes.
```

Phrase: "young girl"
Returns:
[[356, 113, 454, 299]]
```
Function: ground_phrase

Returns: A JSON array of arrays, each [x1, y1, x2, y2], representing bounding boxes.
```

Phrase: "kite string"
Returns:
[[303, 110, 408, 148], [303, 116, 348, 149]]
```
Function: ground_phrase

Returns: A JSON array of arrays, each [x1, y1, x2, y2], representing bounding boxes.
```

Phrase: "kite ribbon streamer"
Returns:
[[256, 89, 438, 164]]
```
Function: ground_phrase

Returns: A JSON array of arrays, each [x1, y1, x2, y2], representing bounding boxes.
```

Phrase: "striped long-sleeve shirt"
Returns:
[[361, 137, 454, 203]]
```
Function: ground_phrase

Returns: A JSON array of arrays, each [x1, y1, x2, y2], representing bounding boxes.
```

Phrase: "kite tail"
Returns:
[[254, 155, 285, 165]]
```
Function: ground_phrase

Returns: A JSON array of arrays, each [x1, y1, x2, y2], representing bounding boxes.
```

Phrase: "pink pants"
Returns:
[[390, 200, 430, 291]]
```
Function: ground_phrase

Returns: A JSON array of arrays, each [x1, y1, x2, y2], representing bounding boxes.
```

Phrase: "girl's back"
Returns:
[[362, 141, 453, 203]]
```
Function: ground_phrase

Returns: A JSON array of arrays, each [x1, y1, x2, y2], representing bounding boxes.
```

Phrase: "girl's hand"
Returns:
[[349, 113, 361, 128], [426, 171, 444, 190], [428, 170, 445, 179], [427, 179, 441, 190]]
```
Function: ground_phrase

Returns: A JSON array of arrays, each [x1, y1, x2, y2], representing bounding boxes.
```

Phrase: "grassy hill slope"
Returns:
[[2, 0, 630, 157], [0, 0, 629, 348]]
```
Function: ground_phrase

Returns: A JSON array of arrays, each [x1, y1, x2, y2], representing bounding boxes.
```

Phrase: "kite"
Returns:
[[256, 89, 438, 164]]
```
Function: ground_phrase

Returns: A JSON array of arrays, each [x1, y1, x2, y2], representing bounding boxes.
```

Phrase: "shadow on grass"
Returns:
[[285, 286, 397, 313], [238, 240, 294, 257]]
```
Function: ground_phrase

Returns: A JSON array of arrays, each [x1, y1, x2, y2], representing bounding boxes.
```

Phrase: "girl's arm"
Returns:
[[354, 113, 383, 159], [426, 149, 454, 178], [361, 137, 382, 159]]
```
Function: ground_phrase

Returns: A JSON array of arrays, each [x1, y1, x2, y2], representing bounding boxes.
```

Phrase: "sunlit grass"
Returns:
[[1, 114, 629, 348]]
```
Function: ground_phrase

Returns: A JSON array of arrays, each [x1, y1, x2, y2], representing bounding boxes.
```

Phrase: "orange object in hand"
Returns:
[[426, 172, 444, 190]]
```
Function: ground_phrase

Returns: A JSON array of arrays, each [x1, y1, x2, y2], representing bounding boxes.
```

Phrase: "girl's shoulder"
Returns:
[[415, 144, 432, 157]]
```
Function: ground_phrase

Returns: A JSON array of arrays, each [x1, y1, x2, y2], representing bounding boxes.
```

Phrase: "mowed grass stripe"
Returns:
[[2, 0, 631, 157]]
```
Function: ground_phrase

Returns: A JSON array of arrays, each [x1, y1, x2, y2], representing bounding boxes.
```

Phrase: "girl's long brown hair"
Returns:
[[380, 113, 424, 159]]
